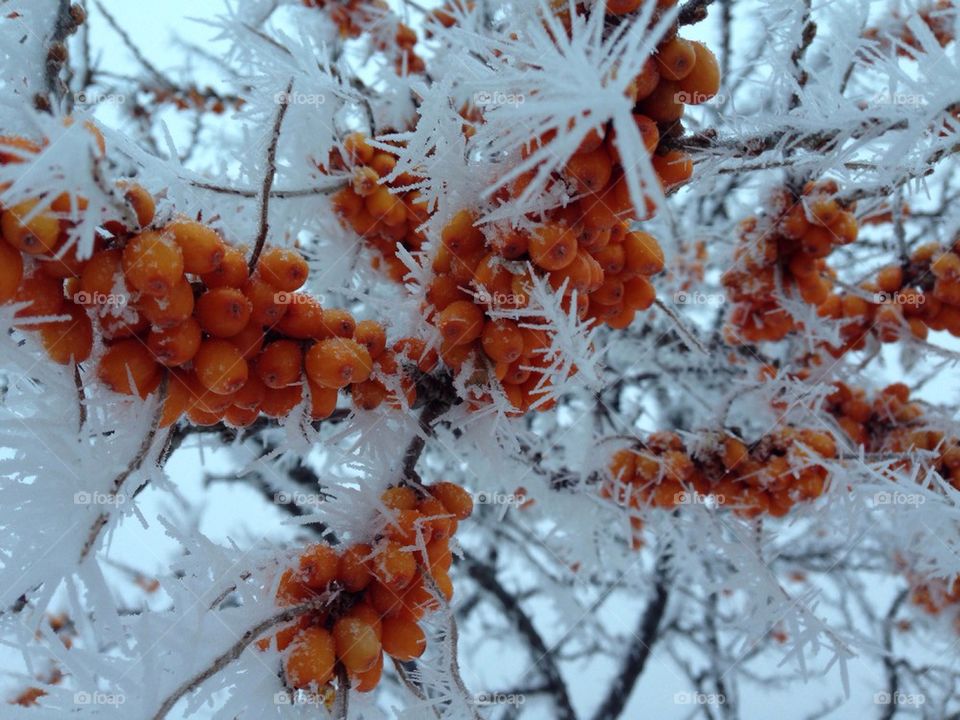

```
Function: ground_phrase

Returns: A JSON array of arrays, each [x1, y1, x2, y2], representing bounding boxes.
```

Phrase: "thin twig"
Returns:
[[248, 78, 294, 273]]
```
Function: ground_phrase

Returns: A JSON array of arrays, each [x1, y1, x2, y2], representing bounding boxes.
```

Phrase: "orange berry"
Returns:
[[565, 148, 613, 194], [383, 486, 419, 511], [148, 317, 202, 366], [333, 617, 381, 673], [260, 383, 304, 418], [257, 247, 309, 292], [194, 339, 248, 395], [306, 378, 338, 420], [39, 302, 93, 364], [530, 224, 577, 271], [230, 320, 266, 360], [165, 221, 226, 275], [607, 0, 642, 14], [380, 617, 426, 661], [318, 308, 356, 339], [623, 231, 664, 275], [14, 271, 64, 329], [299, 544, 339, 590], [0, 240, 24, 303], [255, 340, 303, 388], [351, 650, 383, 692], [372, 540, 417, 590], [1, 199, 59, 255], [429, 481, 473, 520], [200, 245, 248, 288], [417, 496, 457, 540], [436, 300, 484, 346], [629, 57, 660, 102], [98, 340, 162, 397], [441, 210, 486, 256], [622, 276, 656, 310], [344, 132, 374, 164], [77, 249, 125, 301], [385, 508, 429, 546], [481, 319, 523, 363], [233, 374, 266, 410], [338, 543, 373, 592], [422, 538, 452, 574], [196, 287, 252, 338], [827, 211, 858, 244], [354, 320, 387, 359], [676, 42, 720, 103], [305, 337, 372, 388], [123, 184, 155, 228], [276, 294, 326, 338], [637, 80, 684, 123], [652, 150, 693, 189], [121, 231, 184, 297], [136, 277, 193, 329], [224, 404, 260, 428], [242, 277, 289, 327], [284, 627, 336, 689]]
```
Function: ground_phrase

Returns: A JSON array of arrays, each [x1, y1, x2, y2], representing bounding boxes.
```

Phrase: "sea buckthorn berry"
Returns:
[[373, 541, 417, 590], [565, 148, 613, 194], [255, 340, 303, 388], [194, 339, 248, 395], [333, 617, 381, 674], [137, 277, 193, 328], [656, 37, 697, 81], [0, 240, 24, 303], [623, 276, 656, 310], [79, 249, 127, 301], [607, 0, 642, 15], [429, 482, 474, 520], [123, 184, 155, 228], [319, 308, 356, 339], [418, 496, 457, 540], [381, 617, 426, 661], [385, 509, 429, 546], [200, 245, 248, 288], [422, 539, 452, 574], [244, 278, 290, 327], [436, 300, 484, 346], [166, 221, 226, 275], [196, 287, 251, 338], [39, 302, 93, 364], [344, 132, 375, 164], [630, 57, 660, 102], [383, 486, 419, 511], [98, 340, 162, 398], [828, 211, 858, 245], [338, 543, 373, 592], [276, 294, 325, 337], [676, 41, 720, 102], [14, 271, 64, 329], [481, 319, 523, 363], [260, 382, 304, 418], [148, 317, 202, 367], [233, 374, 266, 410], [352, 379, 388, 410], [352, 652, 383, 692], [354, 320, 386, 359], [224, 404, 260, 428], [299, 544, 339, 590], [305, 337, 373, 388], [186, 405, 223, 427], [1, 199, 60, 255], [530, 224, 577, 271], [121, 231, 184, 297], [307, 379, 339, 420], [652, 150, 693, 189], [624, 231, 665, 275], [257, 247, 309, 292], [285, 627, 336, 689], [638, 80, 684, 122], [441, 209, 485, 256], [160, 371, 193, 428]]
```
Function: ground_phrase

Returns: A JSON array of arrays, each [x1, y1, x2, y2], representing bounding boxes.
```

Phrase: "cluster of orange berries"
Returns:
[[863, 0, 957, 55], [603, 426, 836, 537], [300, 0, 424, 73], [723, 181, 858, 344], [260, 482, 472, 694], [147, 86, 243, 115]]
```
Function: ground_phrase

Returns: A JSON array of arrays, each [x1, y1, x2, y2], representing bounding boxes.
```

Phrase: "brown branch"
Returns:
[[248, 78, 294, 273], [677, 0, 716, 26], [150, 597, 332, 720], [334, 665, 350, 719], [189, 178, 347, 199], [590, 551, 671, 720]]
